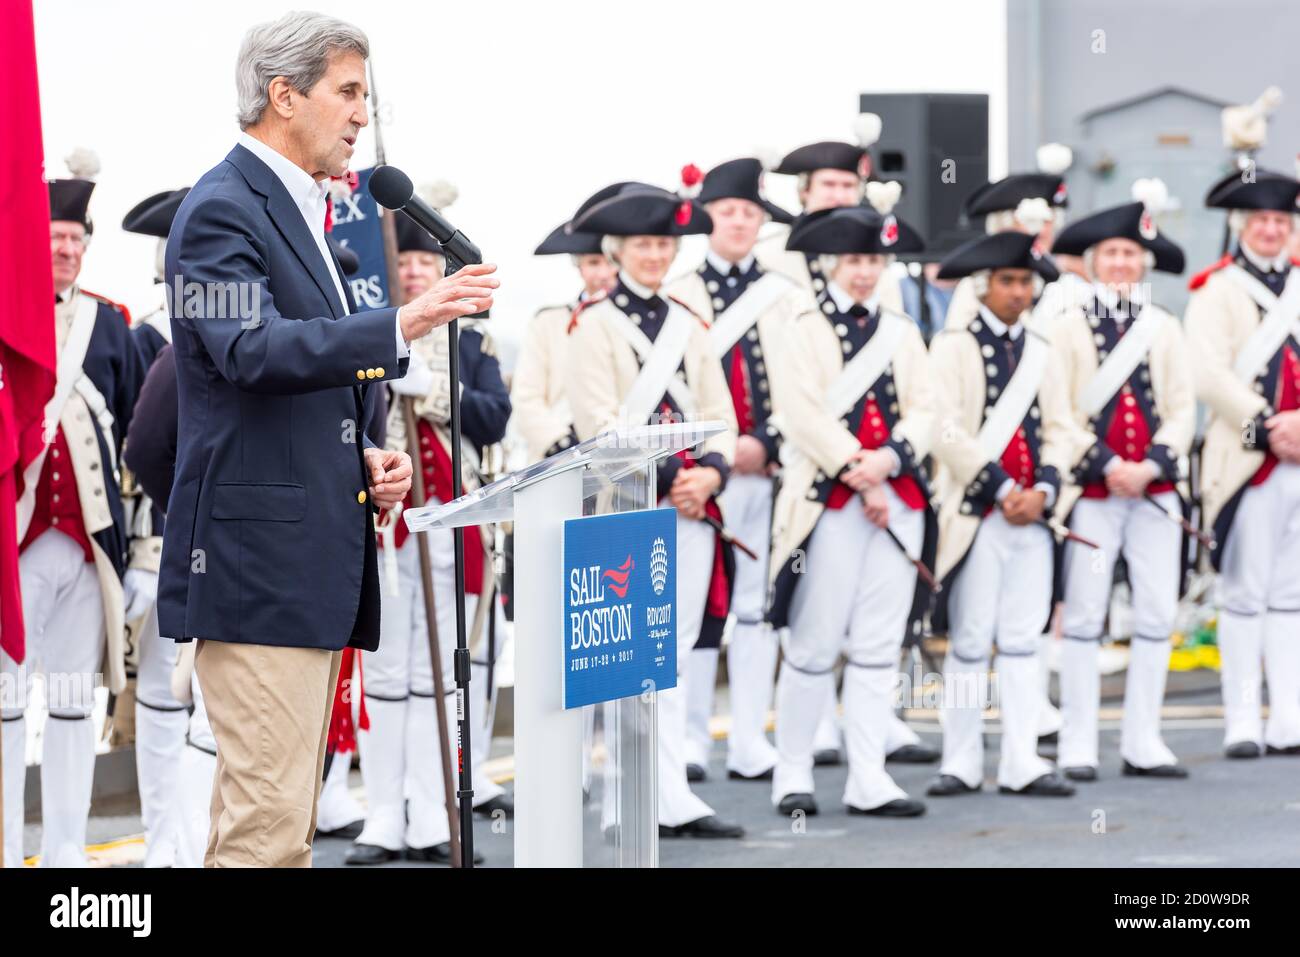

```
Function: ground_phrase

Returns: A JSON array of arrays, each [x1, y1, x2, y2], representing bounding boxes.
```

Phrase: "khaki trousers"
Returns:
[[195, 639, 342, 867]]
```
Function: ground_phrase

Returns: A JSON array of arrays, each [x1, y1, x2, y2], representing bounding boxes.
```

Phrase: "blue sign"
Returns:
[[562, 508, 677, 708], [329, 167, 391, 309]]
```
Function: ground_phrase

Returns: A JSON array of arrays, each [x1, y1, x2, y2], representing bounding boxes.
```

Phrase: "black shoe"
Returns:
[[316, 819, 364, 840], [686, 763, 707, 783], [344, 842, 400, 866], [727, 767, 774, 781], [1266, 743, 1300, 756], [1063, 765, 1098, 782], [660, 815, 744, 839], [405, 843, 485, 865], [474, 794, 514, 818], [886, 743, 940, 764], [812, 748, 842, 767], [1037, 731, 1059, 745], [926, 774, 981, 797], [1225, 741, 1262, 759], [847, 798, 926, 818], [776, 792, 819, 816], [1000, 772, 1075, 796], [1122, 760, 1188, 778]]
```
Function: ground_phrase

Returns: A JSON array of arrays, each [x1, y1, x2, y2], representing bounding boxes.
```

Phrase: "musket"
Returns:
[[369, 61, 463, 868], [1038, 518, 1100, 550], [1144, 491, 1216, 551], [858, 490, 940, 592], [702, 513, 759, 561]]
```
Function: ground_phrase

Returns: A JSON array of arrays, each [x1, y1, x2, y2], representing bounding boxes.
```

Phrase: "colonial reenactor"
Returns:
[[566, 181, 744, 838], [119, 186, 193, 867], [513, 186, 620, 463], [766, 199, 934, 818], [348, 202, 512, 865], [756, 115, 904, 314], [945, 143, 1088, 331], [1047, 181, 1195, 780], [3, 154, 148, 867], [664, 158, 801, 782], [927, 231, 1082, 798], [1185, 166, 1300, 758]]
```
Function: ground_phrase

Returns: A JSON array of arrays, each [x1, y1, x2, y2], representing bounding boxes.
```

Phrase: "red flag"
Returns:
[[0, 0, 57, 663]]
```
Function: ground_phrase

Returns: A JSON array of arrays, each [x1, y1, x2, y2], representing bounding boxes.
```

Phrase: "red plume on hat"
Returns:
[[676, 163, 703, 225]]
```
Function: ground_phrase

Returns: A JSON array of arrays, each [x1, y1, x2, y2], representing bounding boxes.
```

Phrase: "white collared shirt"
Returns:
[[619, 271, 662, 301], [1238, 239, 1291, 275], [705, 249, 756, 285], [827, 280, 880, 317], [237, 133, 408, 358], [977, 304, 1024, 340]]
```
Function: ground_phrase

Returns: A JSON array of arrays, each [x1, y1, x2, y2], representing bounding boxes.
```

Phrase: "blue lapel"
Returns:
[[225, 145, 345, 320]]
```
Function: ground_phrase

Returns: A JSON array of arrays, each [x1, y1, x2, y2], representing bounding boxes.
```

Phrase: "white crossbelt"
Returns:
[[1077, 306, 1163, 417], [1226, 264, 1300, 383], [604, 301, 697, 423], [824, 312, 910, 419], [707, 272, 794, 358], [977, 329, 1049, 464]]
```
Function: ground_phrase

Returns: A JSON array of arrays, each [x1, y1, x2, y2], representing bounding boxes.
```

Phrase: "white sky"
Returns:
[[36, 0, 1007, 349]]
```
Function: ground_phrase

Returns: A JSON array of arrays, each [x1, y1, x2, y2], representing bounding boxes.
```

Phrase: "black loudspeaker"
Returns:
[[858, 92, 988, 258]]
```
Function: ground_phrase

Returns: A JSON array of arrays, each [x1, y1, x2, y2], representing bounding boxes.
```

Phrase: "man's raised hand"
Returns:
[[399, 262, 500, 343]]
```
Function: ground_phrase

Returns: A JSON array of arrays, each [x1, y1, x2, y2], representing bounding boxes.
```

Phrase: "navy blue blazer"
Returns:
[[158, 144, 408, 651]]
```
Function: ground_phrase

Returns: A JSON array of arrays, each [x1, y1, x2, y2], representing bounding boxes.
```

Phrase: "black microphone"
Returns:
[[369, 164, 482, 266]]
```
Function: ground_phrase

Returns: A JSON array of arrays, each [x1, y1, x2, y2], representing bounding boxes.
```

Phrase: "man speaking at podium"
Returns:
[[158, 11, 498, 866]]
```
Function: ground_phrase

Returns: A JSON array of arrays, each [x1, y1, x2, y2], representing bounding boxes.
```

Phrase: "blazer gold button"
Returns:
[[375, 367, 385, 377], [357, 490, 367, 504], [357, 370, 366, 380], [365, 368, 377, 379]]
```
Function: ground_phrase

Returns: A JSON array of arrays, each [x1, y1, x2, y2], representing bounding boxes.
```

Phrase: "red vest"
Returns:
[[1252, 344, 1300, 487], [727, 343, 754, 434], [826, 395, 925, 511], [1082, 386, 1176, 499], [379, 419, 485, 595], [20, 426, 93, 562]]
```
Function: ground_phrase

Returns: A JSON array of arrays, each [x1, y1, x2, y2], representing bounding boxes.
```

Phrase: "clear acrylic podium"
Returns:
[[405, 421, 727, 867]]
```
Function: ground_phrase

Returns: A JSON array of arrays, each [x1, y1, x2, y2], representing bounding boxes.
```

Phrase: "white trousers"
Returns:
[[939, 511, 1054, 790], [1218, 464, 1300, 750], [133, 605, 189, 867], [773, 486, 923, 809], [1059, 492, 1181, 769], [357, 529, 499, 851], [2, 530, 104, 868], [656, 509, 717, 827], [716, 474, 780, 776], [174, 673, 216, 869]]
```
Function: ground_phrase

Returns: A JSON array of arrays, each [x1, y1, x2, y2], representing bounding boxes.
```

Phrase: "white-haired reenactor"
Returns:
[[927, 232, 1083, 799], [766, 200, 934, 818], [1047, 183, 1195, 781], [664, 158, 803, 782], [513, 186, 620, 463], [1186, 167, 1300, 759], [566, 181, 744, 839], [4, 157, 148, 867], [347, 202, 512, 865]]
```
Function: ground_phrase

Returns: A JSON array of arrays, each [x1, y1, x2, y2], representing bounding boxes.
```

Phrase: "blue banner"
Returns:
[[562, 508, 677, 708], [329, 167, 391, 309]]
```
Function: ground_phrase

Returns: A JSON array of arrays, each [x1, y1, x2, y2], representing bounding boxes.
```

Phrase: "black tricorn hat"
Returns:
[[697, 158, 794, 224], [772, 141, 865, 177], [1205, 167, 1300, 213], [785, 205, 924, 255], [534, 182, 640, 255], [569, 184, 713, 237], [965, 173, 1068, 217], [937, 230, 1060, 281], [122, 187, 191, 238], [48, 179, 96, 231], [395, 210, 444, 255], [1051, 201, 1185, 274]]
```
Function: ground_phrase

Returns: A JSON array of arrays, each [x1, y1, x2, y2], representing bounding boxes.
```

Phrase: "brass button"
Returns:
[[375, 367, 385, 377], [365, 368, 377, 380], [357, 490, 367, 504], [356, 370, 366, 380]]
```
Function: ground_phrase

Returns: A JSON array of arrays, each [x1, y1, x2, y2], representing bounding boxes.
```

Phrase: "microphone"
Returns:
[[368, 165, 482, 266]]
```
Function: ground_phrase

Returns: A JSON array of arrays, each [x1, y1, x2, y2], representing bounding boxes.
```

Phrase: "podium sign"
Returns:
[[562, 508, 677, 709]]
